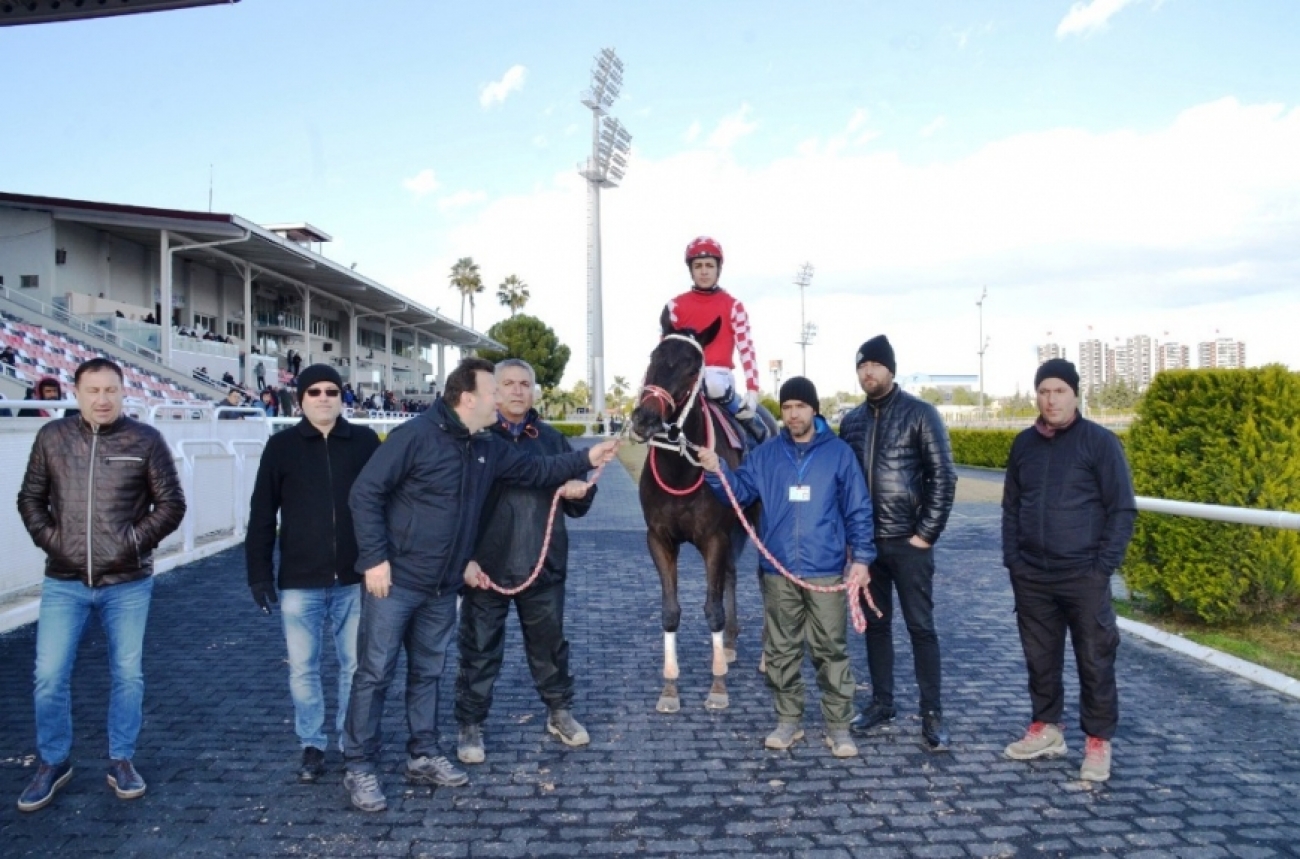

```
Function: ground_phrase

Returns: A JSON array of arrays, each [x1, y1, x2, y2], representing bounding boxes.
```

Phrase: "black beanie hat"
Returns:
[[295, 364, 343, 397], [855, 335, 896, 375], [1034, 358, 1080, 395], [778, 376, 820, 414]]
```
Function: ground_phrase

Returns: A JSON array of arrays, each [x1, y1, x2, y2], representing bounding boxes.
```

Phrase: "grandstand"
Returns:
[[0, 191, 500, 407]]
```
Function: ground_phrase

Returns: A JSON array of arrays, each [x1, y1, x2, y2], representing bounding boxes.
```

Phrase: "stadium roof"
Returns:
[[0, 191, 501, 351], [0, 0, 237, 27]]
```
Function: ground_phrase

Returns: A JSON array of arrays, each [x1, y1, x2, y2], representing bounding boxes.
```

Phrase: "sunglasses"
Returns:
[[304, 387, 341, 398]]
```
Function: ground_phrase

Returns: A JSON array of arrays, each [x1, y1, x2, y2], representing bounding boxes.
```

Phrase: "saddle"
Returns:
[[704, 399, 770, 454]]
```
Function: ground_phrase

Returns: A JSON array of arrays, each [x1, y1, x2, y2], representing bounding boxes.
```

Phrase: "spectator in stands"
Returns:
[[455, 359, 598, 765], [246, 364, 381, 783], [221, 372, 236, 386], [290, 350, 303, 378], [278, 387, 296, 418], [254, 362, 266, 391], [19, 377, 78, 419], [341, 357, 620, 813], [257, 389, 278, 417], [2, 346, 17, 365], [342, 384, 356, 407], [15, 357, 186, 812], [218, 388, 245, 419], [144, 313, 156, 325]]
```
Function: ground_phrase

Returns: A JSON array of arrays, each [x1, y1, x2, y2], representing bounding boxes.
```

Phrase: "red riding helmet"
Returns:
[[684, 236, 723, 268]]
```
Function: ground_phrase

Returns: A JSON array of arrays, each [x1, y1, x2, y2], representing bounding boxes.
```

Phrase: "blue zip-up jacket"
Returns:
[[704, 416, 876, 576], [349, 398, 594, 596]]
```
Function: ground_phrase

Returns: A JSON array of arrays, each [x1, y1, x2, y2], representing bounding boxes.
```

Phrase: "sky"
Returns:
[[3, 0, 1298, 399]]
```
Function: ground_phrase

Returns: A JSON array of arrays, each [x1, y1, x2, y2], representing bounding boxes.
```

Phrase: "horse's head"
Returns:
[[629, 311, 720, 443]]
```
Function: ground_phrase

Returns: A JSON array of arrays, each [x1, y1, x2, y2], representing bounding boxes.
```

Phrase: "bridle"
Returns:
[[638, 333, 709, 468]]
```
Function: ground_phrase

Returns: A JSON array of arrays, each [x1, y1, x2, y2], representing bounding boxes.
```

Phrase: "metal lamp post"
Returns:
[[794, 263, 815, 376], [577, 47, 631, 423], [976, 286, 989, 420]]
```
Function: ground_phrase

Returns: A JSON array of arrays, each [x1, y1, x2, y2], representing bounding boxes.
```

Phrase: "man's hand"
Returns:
[[559, 479, 591, 500], [846, 562, 871, 590], [737, 389, 759, 419], [697, 447, 721, 474], [587, 438, 620, 467], [250, 581, 278, 615], [463, 560, 489, 590], [908, 535, 932, 549], [365, 561, 392, 599]]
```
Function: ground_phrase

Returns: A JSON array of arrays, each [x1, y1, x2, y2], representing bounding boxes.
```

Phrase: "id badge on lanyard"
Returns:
[[789, 485, 811, 502]]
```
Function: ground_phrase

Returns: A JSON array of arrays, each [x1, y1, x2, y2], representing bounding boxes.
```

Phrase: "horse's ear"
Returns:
[[659, 306, 676, 337], [698, 316, 722, 347]]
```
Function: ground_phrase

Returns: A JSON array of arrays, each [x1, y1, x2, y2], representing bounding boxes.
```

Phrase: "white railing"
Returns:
[[1137, 497, 1300, 530], [0, 283, 164, 364]]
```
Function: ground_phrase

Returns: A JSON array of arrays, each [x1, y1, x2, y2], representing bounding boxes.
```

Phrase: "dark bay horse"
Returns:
[[629, 315, 755, 713]]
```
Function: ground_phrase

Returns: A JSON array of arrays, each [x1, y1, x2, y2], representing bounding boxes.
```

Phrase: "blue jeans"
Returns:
[[280, 583, 360, 751], [343, 585, 458, 774], [34, 576, 154, 764]]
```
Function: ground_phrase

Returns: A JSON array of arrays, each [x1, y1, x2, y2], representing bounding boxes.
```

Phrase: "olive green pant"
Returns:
[[761, 574, 856, 728]]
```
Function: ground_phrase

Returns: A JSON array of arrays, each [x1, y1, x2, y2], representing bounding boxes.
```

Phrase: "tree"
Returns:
[[476, 314, 570, 390], [571, 379, 591, 412], [1093, 381, 1141, 411], [919, 387, 944, 405], [497, 275, 530, 316], [951, 387, 978, 406], [608, 375, 631, 415], [541, 387, 580, 420], [448, 257, 483, 326]]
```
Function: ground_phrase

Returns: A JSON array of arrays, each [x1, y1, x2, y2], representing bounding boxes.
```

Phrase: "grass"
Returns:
[[1114, 598, 1300, 680]]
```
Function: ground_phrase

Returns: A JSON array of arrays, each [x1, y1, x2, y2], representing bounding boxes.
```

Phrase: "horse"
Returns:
[[628, 313, 757, 713]]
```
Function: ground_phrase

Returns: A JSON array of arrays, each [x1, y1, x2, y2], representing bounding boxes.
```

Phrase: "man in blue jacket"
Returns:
[[342, 357, 618, 813], [1001, 359, 1136, 783], [457, 359, 597, 764], [698, 377, 875, 757]]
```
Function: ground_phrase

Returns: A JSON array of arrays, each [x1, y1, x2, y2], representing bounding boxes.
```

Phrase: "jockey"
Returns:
[[663, 236, 771, 443]]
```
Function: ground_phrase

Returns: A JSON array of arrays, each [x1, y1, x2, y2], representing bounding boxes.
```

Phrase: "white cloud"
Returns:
[[683, 120, 701, 143], [385, 97, 1300, 398], [920, 116, 947, 138], [479, 64, 527, 108], [707, 103, 758, 149], [401, 168, 440, 197], [437, 190, 487, 213], [1057, 0, 1145, 39]]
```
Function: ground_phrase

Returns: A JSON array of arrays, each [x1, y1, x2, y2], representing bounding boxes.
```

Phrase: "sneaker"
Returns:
[[458, 724, 485, 765], [1080, 736, 1112, 782], [764, 722, 805, 750], [405, 754, 469, 788], [546, 709, 591, 747], [1004, 722, 1067, 760], [848, 701, 896, 736], [17, 760, 73, 812], [921, 710, 950, 752], [298, 746, 326, 783], [825, 728, 858, 758], [343, 769, 387, 812], [106, 759, 146, 800]]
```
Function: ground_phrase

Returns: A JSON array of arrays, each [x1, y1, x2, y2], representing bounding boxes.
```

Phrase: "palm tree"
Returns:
[[609, 375, 630, 414], [497, 275, 530, 317], [448, 257, 482, 325]]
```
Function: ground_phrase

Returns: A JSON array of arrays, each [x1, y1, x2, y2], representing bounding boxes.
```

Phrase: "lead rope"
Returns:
[[708, 458, 881, 634], [480, 428, 627, 597]]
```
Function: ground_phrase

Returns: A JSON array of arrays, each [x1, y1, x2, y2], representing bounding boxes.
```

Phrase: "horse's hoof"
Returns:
[[724, 648, 737, 664], [656, 696, 681, 713], [704, 692, 729, 710]]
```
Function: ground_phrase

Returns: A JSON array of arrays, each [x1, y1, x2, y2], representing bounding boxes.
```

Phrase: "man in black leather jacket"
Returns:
[[455, 359, 597, 765], [839, 335, 957, 751], [16, 358, 186, 812]]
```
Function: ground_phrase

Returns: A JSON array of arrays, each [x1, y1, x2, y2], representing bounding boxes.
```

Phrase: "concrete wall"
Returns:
[[0, 210, 55, 301]]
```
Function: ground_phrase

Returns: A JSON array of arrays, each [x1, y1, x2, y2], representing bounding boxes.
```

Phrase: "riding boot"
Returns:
[[738, 411, 769, 444]]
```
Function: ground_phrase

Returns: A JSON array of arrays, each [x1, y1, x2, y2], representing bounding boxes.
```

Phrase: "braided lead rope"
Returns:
[[480, 429, 626, 597], [710, 463, 881, 634]]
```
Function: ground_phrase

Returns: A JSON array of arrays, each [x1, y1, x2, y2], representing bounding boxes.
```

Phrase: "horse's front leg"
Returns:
[[702, 538, 733, 710], [647, 531, 682, 713]]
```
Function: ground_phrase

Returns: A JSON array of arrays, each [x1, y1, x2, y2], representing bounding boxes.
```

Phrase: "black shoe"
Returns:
[[921, 710, 950, 752], [849, 701, 896, 736], [298, 747, 326, 783], [17, 760, 73, 812]]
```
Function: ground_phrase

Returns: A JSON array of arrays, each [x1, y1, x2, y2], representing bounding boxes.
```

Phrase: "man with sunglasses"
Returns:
[[245, 364, 381, 783]]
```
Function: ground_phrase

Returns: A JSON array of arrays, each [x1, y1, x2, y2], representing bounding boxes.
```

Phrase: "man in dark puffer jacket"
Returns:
[[1001, 358, 1135, 783], [455, 359, 597, 765], [16, 358, 186, 812], [839, 335, 957, 750]]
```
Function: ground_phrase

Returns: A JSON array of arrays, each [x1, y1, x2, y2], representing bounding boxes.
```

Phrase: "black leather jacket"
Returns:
[[18, 414, 186, 585], [472, 411, 596, 589], [839, 385, 957, 544]]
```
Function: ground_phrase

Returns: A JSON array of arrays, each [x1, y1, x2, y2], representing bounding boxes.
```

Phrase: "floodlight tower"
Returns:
[[794, 263, 815, 376], [578, 47, 632, 421]]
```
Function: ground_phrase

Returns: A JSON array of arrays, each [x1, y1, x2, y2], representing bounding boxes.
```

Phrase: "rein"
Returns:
[[640, 333, 710, 494]]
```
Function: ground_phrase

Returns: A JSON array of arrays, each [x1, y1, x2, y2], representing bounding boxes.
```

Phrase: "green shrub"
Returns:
[[948, 429, 1020, 468], [1124, 367, 1300, 624], [549, 422, 587, 438]]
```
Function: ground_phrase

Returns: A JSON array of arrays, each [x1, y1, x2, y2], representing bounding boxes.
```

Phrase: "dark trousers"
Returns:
[[862, 538, 942, 713], [1010, 570, 1120, 740], [454, 580, 573, 726], [342, 585, 458, 773]]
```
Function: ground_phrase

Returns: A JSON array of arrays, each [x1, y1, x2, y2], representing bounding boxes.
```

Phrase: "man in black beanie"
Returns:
[[1001, 358, 1135, 782], [840, 334, 957, 751]]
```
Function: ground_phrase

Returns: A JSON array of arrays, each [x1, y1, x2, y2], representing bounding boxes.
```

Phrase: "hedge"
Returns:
[[1123, 367, 1300, 623], [948, 429, 1019, 468], [549, 422, 588, 438]]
